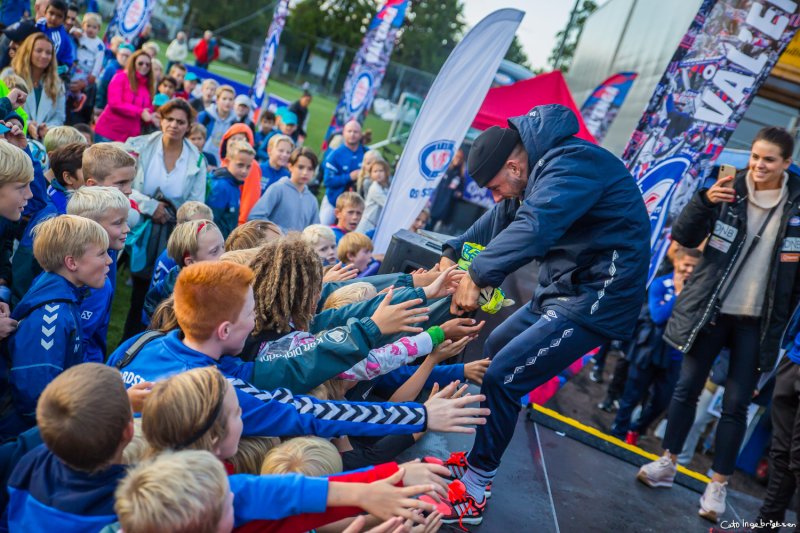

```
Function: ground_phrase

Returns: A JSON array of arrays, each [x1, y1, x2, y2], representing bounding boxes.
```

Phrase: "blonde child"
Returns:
[[261, 436, 342, 476], [4, 216, 111, 435], [356, 159, 391, 235], [67, 186, 130, 362], [331, 192, 365, 244], [143, 219, 224, 320], [189, 122, 219, 167], [152, 201, 214, 287], [115, 450, 235, 533], [337, 232, 378, 277], [207, 140, 255, 238]]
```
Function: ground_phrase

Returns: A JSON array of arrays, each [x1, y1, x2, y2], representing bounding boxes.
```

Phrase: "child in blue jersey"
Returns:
[[331, 191, 364, 244], [143, 219, 224, 321], [108, 260, 489, 441], [66, 187, 130, 363], [338, 231, 380, 278], [11, 142, 87, 305], [611, 246, 701, 444], [207, 140, 254, 239], [150, 200, 213, 289], [257, 134, 292, 193], [6, 363, 134, 531], [2, 216, 111, 437], [36, 0, 75, 68]]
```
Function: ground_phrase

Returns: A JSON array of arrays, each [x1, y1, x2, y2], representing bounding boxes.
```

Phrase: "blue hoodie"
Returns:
[[323, 143, 366, 205], [35, 19, 75, 67], [445, 104, 650, 340], [150, 248, 176, 288], [6, 445, 124, 532], [107, 330, 428, 438], [206, 168, 242, 239], [8, 272, 84, 425], [21, 147, 48, 221]]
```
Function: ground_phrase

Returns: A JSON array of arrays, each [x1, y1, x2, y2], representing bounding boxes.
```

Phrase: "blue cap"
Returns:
[[277, 108, 298, 125], [185, 72, 199, 81]]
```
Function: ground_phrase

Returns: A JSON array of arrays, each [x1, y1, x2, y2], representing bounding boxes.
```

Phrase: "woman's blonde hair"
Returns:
[[115, 450, 229, 533], [321, 282, 377, 310], [141, 367, 230, 457], [250, 234, 323, 335], [12, 32, 62, 102], [228, 436, 280, 475], [261, 437, 342, 477]]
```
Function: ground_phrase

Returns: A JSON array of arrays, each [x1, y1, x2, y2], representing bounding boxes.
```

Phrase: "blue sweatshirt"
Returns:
[[5, 445, 330, 530], [150, 248, 176, 289], [258, 162, 290, 194], [8, 273, 84, 427], [0, 0, 28, 27], [323, 144, 365, 205], [107, 330, 428, 438], [21, 143, 48, 221], [248, 177, 319, 231], [206, 169, 242, 239], [35, 19, 74, 67]]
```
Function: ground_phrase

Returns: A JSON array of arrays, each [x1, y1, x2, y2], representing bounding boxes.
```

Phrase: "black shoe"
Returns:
[[597, 398, 614, 412], [590, 367, 604, 383]]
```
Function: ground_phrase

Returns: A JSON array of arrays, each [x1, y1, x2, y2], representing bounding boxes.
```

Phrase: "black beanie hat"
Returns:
[[467, 126, 521, 187]]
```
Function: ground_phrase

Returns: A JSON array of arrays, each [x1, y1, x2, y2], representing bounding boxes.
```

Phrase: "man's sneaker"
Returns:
[[590, 366, 604, 383], [597, 397, 618, 412], [442, 452, 492, 498], [698, 480, 727, 522], [625, 431, 639, 446], [636, 456, 677, 488], [440, 480, 486, 528]]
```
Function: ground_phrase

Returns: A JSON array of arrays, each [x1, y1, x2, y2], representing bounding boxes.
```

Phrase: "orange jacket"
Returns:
[[218, 124, 263, 225]]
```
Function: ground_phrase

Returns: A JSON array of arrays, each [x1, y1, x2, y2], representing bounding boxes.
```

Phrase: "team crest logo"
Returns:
[[324, 328, 348, 344], [418, 140, 456, 181], [348, 71, 374, 114]]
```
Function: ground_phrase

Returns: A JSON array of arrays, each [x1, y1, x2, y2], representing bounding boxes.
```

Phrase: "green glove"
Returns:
[[458, 242, 515, 314]]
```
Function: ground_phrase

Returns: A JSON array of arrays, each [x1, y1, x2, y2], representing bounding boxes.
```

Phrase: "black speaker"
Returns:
[[378, 229, 454, 274]]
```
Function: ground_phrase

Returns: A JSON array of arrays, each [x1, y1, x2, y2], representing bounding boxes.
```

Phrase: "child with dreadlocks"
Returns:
[[238, 235, 477, 397]]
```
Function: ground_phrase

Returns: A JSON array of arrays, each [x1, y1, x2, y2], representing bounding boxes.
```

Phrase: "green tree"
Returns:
[[286, 0, 375, 50], [393, 0, 466, 73], [504, 35, 530, 69], [549, 0, 598, 72]]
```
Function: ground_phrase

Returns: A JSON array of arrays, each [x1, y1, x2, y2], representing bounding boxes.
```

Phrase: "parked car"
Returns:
[[189, 37, 243, 65]]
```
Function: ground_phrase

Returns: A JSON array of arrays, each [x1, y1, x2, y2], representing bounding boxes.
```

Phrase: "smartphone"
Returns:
[[0, 124, 10, 135], [717, 164, 736, 181]]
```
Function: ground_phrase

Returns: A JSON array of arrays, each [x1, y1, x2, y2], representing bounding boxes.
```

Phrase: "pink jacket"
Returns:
[[94, 70, 153, 142]]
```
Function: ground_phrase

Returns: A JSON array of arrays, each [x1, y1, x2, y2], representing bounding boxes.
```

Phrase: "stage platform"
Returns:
[[402, 402, 780, 532]]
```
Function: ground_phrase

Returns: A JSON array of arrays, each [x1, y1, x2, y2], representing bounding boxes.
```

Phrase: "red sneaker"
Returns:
[[440, 480, 487, 528], [442, 451, 492, 498], [625, 431, 639, 446]]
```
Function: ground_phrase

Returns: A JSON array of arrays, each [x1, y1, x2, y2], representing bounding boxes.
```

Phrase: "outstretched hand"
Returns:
[[324, 262, 359, 283], [424, 380, 489, 433], [371, 287, 430, 335], [422, 265, 464, 300]]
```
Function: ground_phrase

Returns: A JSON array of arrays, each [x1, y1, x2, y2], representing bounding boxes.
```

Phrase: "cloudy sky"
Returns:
[[461, 0, 600, 71]]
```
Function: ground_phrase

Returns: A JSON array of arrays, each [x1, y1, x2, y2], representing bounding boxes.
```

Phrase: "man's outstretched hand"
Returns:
[[450, 274, 480, 316]]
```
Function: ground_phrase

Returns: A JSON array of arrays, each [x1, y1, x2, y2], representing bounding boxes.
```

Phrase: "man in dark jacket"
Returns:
[[439, 104, 650, 525]]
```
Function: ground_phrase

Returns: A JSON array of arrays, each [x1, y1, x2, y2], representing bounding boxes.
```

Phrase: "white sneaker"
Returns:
[[699, 480, 727, 522], [636, 456, 677, 488]]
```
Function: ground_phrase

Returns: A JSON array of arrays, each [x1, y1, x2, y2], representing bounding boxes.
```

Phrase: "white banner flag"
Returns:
[[373, 9, 524, 253]]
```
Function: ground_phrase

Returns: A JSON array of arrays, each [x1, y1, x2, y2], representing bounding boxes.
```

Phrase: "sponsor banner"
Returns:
[[324, 0, 409, 145], [373, 9, 524, 253], [104, 0, 155, 44], [250, 0, 290, 112], [580, 72, 637, 143], [620, 0, 800, 285]]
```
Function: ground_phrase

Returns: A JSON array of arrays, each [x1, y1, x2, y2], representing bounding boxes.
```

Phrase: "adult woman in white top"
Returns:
[[12, 32, 65, 140]]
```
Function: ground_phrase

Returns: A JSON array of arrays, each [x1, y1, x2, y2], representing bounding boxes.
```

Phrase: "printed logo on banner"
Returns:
[[348, 71, 374, 114], [119, 0, 148, 35], [253, 35, 279, 100], [637, 157, 690, 247], [418, 140, 456, 181]]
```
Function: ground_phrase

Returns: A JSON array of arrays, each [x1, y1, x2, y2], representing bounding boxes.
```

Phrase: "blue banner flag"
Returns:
[[580, 72, 637, 143], [621, 0, 800, 285], [251, 0, 290, 113], [324, 0, 409, 146], [104, 0, 155, 44]]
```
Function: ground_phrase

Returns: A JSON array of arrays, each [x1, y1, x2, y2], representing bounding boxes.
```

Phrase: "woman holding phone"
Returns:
[[636, 127, 800, 522]]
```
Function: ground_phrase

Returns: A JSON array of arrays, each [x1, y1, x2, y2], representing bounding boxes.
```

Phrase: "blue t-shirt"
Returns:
[[258, 163, 290, 194]]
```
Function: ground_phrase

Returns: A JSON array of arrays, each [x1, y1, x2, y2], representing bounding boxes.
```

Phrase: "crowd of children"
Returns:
[[0, 3, 499, 531]]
